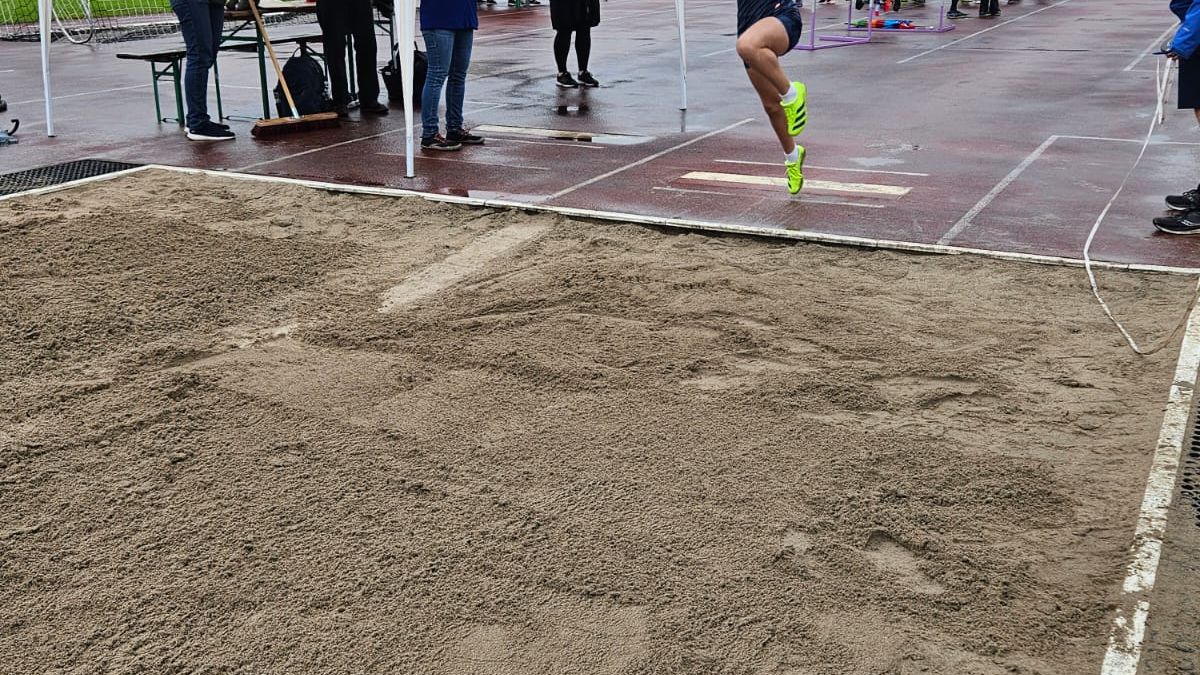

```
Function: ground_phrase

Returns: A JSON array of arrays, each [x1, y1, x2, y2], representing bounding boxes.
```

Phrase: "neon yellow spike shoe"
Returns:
[[785, 146, 806, 195], [781, 81, 807, 137]]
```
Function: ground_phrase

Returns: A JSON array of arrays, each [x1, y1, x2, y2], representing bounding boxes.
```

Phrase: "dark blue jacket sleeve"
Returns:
[[1172, 0, 1200, 58]]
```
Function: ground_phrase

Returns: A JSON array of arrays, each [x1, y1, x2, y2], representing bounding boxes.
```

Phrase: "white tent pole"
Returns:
[[674, 0, 687, 111], [38, 0, 55, 136], [397, 0, 416, 178]]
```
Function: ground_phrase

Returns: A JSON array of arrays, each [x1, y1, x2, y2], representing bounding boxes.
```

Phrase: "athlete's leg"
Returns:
[[735, 18, 791, 96], [747, 68, 793, 153]]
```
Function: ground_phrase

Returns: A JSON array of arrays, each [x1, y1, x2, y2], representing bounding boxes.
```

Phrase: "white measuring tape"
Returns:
[[1082, 56, 1200, 356]]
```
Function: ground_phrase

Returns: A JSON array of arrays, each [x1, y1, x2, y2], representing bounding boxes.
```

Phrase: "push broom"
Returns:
[[247, 0, 339, 137]]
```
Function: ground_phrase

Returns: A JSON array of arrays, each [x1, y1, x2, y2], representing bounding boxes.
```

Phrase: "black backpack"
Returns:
[[274, 50, 332, 117], [380, 46, 427, 106]]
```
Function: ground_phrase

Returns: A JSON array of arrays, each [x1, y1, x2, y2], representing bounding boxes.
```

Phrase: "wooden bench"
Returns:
[[116, 30, 324, 126]]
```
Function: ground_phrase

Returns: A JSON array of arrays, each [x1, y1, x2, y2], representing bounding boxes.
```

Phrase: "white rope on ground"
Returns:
[[1083, 56, 1200, 356]]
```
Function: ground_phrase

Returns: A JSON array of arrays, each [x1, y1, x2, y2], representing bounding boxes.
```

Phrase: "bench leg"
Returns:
[[150, 62, 164, 124], [257, 40, 270, 119], [171, 60, 184, 127]]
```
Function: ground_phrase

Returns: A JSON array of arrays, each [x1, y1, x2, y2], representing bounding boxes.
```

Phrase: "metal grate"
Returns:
[[1186, 396, 1200, 528], [0, 159, 142, 196]]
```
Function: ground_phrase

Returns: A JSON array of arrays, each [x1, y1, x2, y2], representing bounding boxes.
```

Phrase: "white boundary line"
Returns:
[[1100, 307, 1200, 675], [235, 103, 509, 172], [896, 0, 1074, 65], [5, 163, 1196, 275], [1124, 23, 1179, 73], [939, 135, 1058, 245], [544, 119, 754, 200]]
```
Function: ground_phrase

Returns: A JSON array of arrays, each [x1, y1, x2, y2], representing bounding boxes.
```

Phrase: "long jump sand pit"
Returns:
[[0, 170, 1194, 674]]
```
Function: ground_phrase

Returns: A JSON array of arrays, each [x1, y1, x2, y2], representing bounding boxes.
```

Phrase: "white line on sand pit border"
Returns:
[[1124, 23, 1179, 72], [1100, 308, 1200, 675], [5, 163, 1198, 275], [10, 163, 1193, 276], [0, 166, 153, 203], [896, 0, 1074, 65], [938, 135, 1058, 245]]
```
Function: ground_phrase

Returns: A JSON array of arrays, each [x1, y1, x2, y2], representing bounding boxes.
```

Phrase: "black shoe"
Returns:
[[186, 120, 235, 141], [333, 105, 350, 119], [946, 9, 966, 17], [447, 128, 485, 145], [856, 0, 865, 8], [1166, 187, 1200, 211], [990, 9, 1001, 15], [361, 101, 389, 116], [421, 134, 463, 151], [556, 72, 579, 88], [212, 121, 231, 130], [578, 71, 600, 88], [1153, 211, 1200, 235]]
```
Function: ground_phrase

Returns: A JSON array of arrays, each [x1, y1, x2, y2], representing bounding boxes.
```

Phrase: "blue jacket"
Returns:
[[1171, 0, 1200, 59], [420, 0, 479, 31]]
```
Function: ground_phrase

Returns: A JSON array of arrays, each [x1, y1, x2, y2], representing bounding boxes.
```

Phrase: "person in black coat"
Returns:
[[549, 0, 600, 88], [316, 0, 388, 116]]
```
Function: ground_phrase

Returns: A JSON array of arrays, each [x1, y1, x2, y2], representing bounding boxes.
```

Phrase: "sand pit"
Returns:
[[0, 170, 1195, 674]]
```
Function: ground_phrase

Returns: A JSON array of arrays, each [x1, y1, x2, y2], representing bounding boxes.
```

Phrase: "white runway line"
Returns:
[[12, 83, 150, 106], [938, 135, 1058, 245], [378, 152, 550, 172], [896, 0, 1074, 65], [488, 137, 607, 151], [1100, 308, 1200, 675], [682, 170, 911, 197], [1060, 134, 1200, 147], [652, 186, 738, 197], [236, 102, 508, 171], [715, 159, 930, 177], [544, 118, 754, 200], [378, 223, 549, 313], [1124, 23, 1179, 72]]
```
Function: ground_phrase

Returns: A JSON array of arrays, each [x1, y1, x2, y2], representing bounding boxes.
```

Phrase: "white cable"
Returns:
[[1082, 56, 1200, 356]]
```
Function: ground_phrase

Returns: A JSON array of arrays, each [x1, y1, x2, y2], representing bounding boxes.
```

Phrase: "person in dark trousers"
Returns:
[[946, 0, 966, 19], [316, 0, 388, 117], [420, 0, 485, 151], [171, 0, 232, 141], [978, 0, 1000, 18], [549, 0, 600, 88], [1154, 0, 1200, 234]]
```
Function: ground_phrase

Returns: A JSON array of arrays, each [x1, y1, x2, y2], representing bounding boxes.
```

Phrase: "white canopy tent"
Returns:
[[390, 0, 689, 178]]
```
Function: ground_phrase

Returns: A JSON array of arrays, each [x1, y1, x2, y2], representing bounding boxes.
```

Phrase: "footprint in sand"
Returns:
[[862, 531, 945, 596]]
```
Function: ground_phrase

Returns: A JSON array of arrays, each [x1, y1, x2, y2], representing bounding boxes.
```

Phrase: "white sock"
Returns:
[[780, 84, 798, 105], [785, 147, 800, 163]]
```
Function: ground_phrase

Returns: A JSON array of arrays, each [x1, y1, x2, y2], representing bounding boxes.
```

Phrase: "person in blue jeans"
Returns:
[[420, 0, 484, 151], [171, 0, 233, 141]]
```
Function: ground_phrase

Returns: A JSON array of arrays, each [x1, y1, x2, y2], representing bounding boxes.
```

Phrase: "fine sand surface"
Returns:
[[0, 171, 1194, 674]]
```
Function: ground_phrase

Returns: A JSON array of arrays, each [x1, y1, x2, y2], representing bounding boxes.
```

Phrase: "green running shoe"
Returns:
[[782, 81, 807, 137], [786, 146, 806, 195]]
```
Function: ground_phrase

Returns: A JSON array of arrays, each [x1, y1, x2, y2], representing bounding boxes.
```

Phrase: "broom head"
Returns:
[[251, 111, 341, 138]]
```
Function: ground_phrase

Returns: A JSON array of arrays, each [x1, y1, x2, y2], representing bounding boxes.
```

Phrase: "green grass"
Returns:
[[0, 0, 172, 25]]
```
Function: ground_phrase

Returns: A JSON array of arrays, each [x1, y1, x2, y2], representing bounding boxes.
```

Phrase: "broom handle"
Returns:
[[247, 0, 301, 119]]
